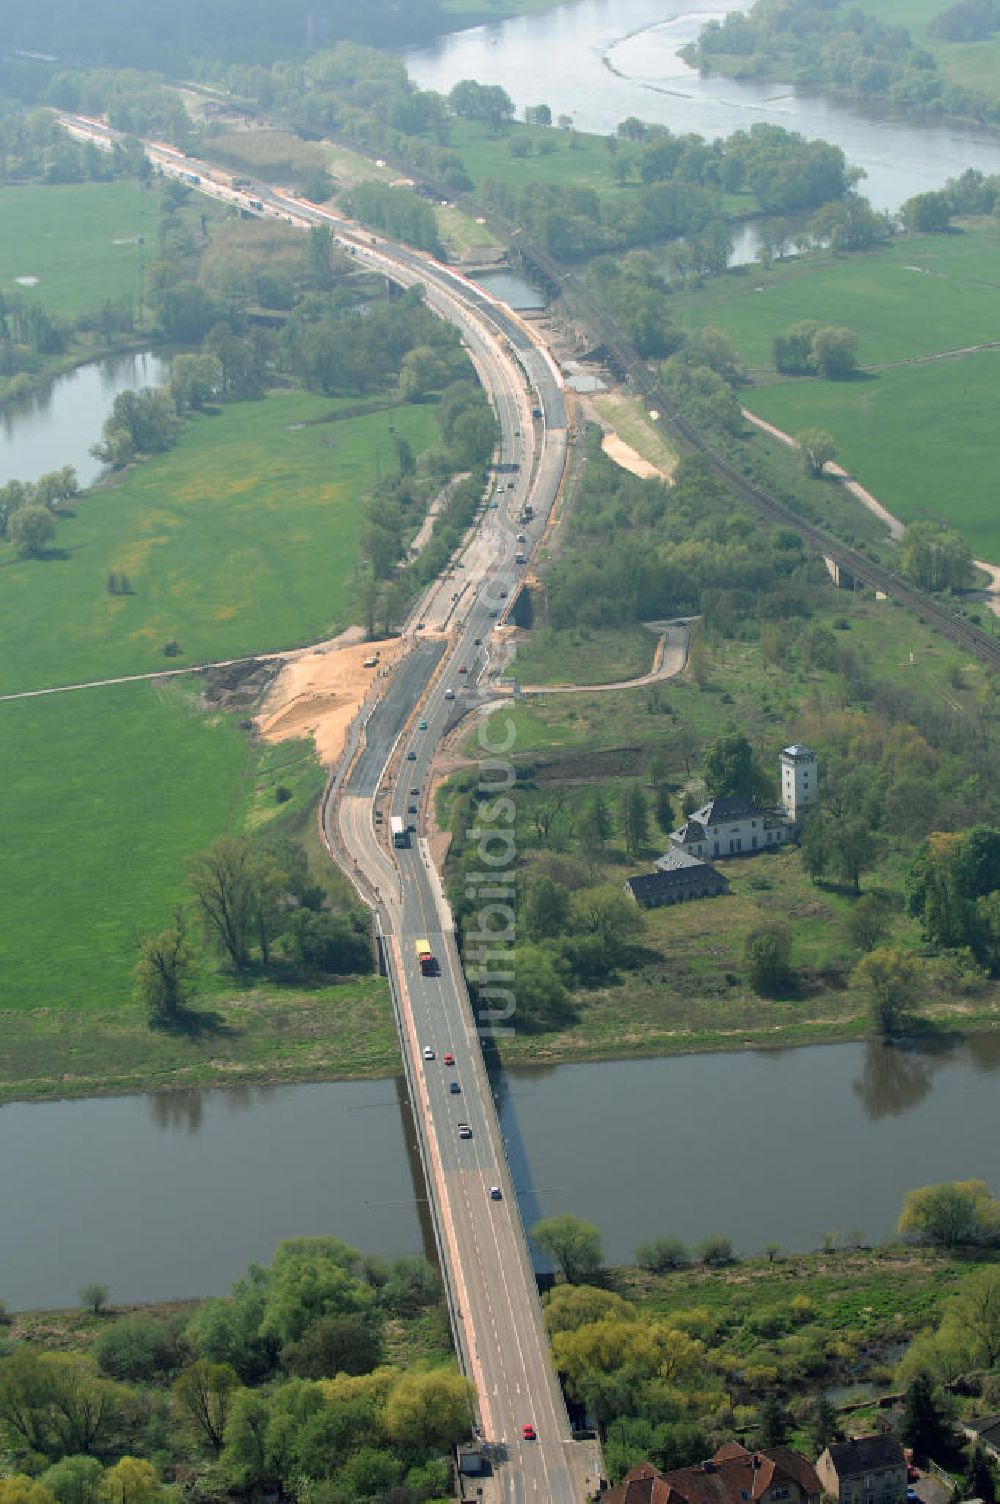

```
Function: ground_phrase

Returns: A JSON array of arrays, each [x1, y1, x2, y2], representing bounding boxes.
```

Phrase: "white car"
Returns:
[[423, 1046, 435, 1061]]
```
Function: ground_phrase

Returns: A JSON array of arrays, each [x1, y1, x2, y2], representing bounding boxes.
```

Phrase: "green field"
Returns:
[[513, 623, 659, 684], [446, 593, 1000, 1069], [0, 180, 152, 317], [674, 221, 1000, 369], [0, 391, 439, 695], [746, 353, 1000, 558], [0, 679, 253, 1013], [855, 0, 1000, 104], [673, 220, 1000, 558], [0, 676, 401, 1097]]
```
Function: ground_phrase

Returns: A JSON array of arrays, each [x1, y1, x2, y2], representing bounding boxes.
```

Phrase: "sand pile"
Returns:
[[257, 637, 405, 766]]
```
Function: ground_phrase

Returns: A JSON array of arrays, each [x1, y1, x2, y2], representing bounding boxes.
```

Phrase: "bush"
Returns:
[[94, 1313, 189, 1381], [635, 1236, 690, 1272], [695, 1235, 735, 1267]]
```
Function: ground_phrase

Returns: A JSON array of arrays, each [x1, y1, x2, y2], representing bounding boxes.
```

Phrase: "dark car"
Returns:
[[450, 1081, 461, 1094], [406, 750, 416, 760], [408, 803, 418, 814], [410, 787, 420, 796]]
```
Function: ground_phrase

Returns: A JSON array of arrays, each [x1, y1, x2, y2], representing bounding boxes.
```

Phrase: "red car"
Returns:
[[443, 1051, 455, 1066], [522, 1423, 536, 1441]]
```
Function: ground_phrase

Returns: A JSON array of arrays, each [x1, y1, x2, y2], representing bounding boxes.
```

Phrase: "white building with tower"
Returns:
[[780, 743, 818, 822], [627, 745, 820, 907], [666, 744, 818, 862]]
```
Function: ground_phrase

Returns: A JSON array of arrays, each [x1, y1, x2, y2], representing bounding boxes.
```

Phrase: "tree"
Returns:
[[965, 1444, 997, 1504], [78, 1284, 109, 1316], [172, 1361, 239, 1451], [901, 1372, 951, 1462], [853, 946, 920, 1037], [38, 1458, 102, 1504], [810, 1394, 838, 1452], [901, 191, 952, 232], [846, 891, 893, 952], [797, 428, 837, 476], [525, 104, 552, 127], [523, 874, 571, 941], [810, 326, 858, 379], [833, 819, 873, 893], [543, 1285, 636, 1334], [800, 812, 832, 884], [497, 944, 572, 1032], [7, 503, 55, 557], [898, 1178, 1000, 1248], [259, 1237, 373, 1346], [134, 914, 194, 1024], [94, 1314, 187, 1382], [901, 520, 974, 592], [940, 1267, 1000, 1371], [578, 791, 613, 858], [705, 732, 755, 800], [98, 1459, 160, 1504], [634, 1236, 689, 1272], [0, 1349, 121, 1459], [188, 838, 258, 972], [759, 1393, 790, 1447], [620, 783, 649, 859], [384, 1369, 474, 1453], [280, 1314, 381, 1379], [0, 1483, 56, 1504], [169, 353, 221, 413], [694, 1235, 733, 1266], [744, 921, 791, 994], [532, 1214, 603, 1283]]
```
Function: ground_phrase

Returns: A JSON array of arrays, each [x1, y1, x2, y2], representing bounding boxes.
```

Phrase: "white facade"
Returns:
[[780, 744, 818, 822]]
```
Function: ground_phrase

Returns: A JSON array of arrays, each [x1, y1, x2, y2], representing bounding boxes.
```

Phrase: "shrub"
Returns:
[[635, 1236, 690, 1272], [695, 1235, 734, 1267], [94, 1313, 189, 1381]]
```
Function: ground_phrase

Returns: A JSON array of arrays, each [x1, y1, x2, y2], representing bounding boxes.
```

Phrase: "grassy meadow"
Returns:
[[513, 622, 659, 685], [672, 219, 1000, 558], [446, 590, 1000, 1068], [0, 392, 438, 694], [852, 0, 1000, 104], [0, 179, 152, 317], [0, 675, 399, 1098]]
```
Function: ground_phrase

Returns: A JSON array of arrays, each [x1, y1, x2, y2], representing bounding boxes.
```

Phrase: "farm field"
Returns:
[[0, 179, 151, 317], [850, 0, 1000, 104], [671, 220, 1000, 558], [0, 391, 439, 695], [0, 678, 254, 1015], [673, 221, 1000, 369], [0, 676, 399, 1097], [745, 352, 1000, 559]]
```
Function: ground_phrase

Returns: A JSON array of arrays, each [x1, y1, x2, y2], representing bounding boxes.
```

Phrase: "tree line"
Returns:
[[0, 1237, 464, 1504], [682, 0, 1000, 126]]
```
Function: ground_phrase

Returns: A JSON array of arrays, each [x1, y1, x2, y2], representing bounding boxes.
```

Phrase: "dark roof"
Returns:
[[625, 864, 728, 903], [674, 819, 707, 843], [825, 1437, 906, 1475], [690, 796, 759, 826], [967, 1415, 1000, 1446]]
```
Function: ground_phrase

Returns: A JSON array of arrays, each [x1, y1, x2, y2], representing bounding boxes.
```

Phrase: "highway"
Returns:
[[58, 115, 602, 1499]]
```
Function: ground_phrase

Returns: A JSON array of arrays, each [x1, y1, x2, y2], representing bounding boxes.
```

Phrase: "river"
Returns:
[[3, 1038, 999, 1309], [0, 349, 170, 491], [405, 0, 1000, 213]]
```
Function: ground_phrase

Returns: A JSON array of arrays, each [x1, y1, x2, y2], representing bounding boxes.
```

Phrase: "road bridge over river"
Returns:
[[59, 114, 603, 1502]]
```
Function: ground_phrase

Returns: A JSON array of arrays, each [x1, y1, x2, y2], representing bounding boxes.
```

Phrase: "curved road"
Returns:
[[57, 115, 602, 1501]]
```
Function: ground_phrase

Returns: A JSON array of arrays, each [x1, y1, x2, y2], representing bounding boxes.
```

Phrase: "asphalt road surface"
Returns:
[[59, 113, 601, 1499]]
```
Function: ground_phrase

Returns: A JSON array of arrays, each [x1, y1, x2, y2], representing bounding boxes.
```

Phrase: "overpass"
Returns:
[[58, 114, 604, 1500]]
